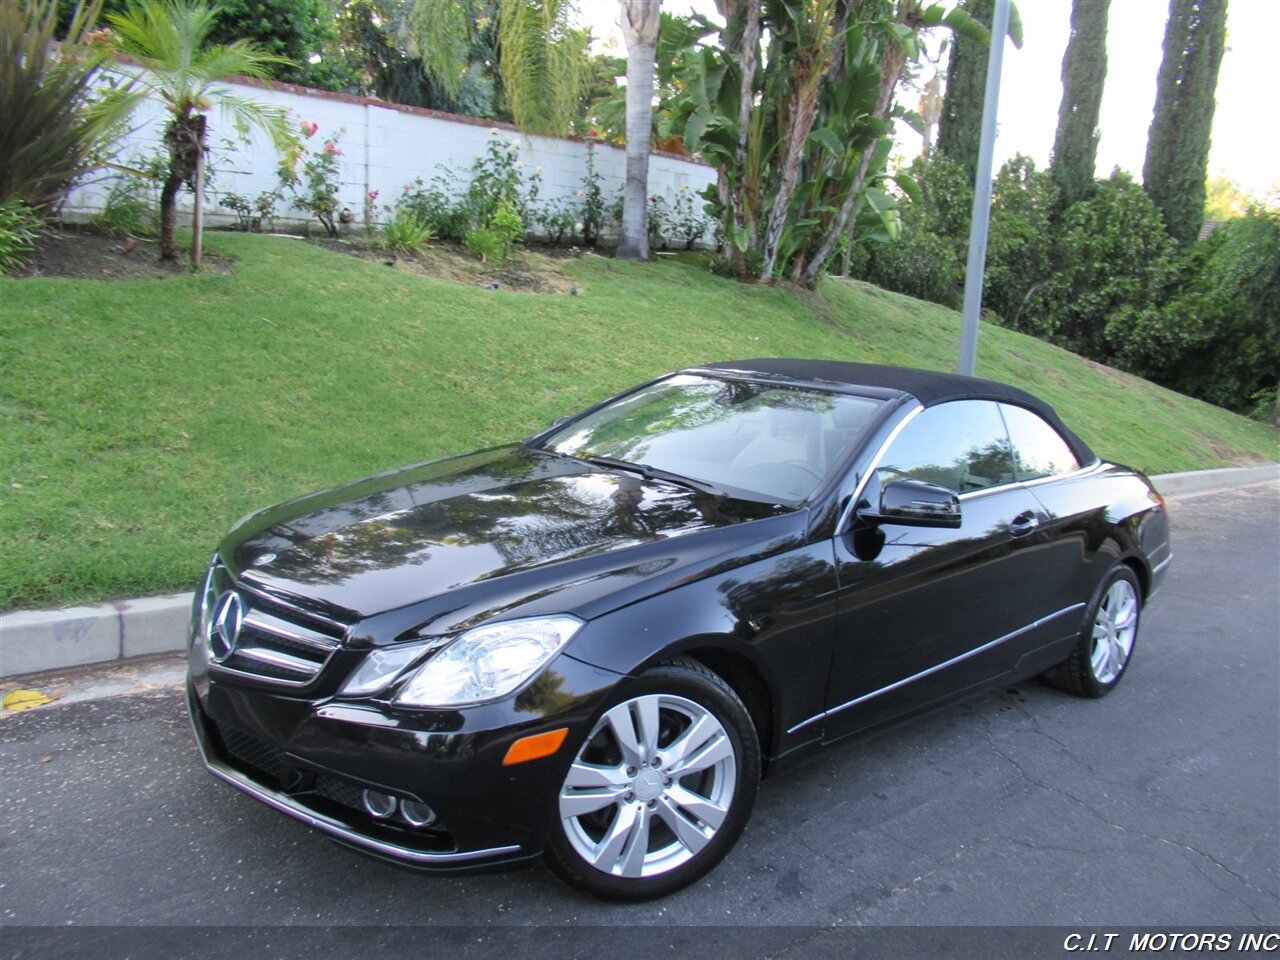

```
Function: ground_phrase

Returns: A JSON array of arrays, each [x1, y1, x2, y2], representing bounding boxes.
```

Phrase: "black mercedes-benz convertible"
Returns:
[[186, 359, 1171, 899]]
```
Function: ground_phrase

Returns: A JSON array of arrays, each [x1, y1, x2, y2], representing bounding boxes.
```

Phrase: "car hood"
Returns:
[[221, 444, 799, 641]]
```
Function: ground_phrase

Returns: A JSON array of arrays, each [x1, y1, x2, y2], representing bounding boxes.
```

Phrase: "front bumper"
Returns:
[[187, 653, 620, 873]]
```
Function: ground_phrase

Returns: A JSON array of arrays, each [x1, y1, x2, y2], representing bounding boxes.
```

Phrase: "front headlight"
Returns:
[[393, 616, 583, 707]]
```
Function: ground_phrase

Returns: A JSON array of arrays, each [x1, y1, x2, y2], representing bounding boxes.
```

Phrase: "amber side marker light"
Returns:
[[503, 727, 569, 766]]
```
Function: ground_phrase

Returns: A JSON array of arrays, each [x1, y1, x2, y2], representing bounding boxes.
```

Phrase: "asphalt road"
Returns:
[[2, 484, 1277, 952]]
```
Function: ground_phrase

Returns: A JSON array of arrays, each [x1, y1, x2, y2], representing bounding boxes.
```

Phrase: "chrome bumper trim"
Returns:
[[186, 685, 521, 866]]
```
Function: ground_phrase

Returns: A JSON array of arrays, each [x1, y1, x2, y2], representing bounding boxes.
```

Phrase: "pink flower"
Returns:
[[368, 190, 380, 201], [323, 140, 342, 156], [403, 183, 411, 191], [589, 129, 599, 138], [299, 120, 319, 138]]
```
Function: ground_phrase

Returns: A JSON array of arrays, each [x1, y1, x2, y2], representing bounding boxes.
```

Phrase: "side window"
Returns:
[[878, 401, 1016, 493], [1000, 404, 1080, 481]]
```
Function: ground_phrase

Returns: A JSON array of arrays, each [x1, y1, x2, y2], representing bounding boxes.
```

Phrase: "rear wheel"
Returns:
[[544, 659, 759, 900], [1047, 566, 1142, 697]]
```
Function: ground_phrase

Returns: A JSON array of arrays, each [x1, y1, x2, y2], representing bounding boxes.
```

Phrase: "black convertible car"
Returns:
[[186, 359, 1171, 899]]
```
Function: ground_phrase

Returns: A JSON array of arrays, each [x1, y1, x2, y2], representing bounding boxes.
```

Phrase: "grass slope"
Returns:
[[2, 233, 1275, 609]]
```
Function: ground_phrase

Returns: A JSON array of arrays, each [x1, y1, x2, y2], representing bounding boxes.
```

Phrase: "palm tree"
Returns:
[[408, 0, 586, 136], [617, 0, 661, 260], [108, 0, 293, 267]]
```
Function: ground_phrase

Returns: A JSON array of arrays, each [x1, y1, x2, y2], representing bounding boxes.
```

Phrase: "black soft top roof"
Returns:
[[698, 358, 1096, 464]]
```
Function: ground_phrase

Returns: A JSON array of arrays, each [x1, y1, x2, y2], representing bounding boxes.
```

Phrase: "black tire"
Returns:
[[1046, 565, 1142, 698], [544, 657, 760, 901]]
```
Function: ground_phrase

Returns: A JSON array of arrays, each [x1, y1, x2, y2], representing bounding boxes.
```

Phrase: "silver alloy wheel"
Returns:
[[558, 694, 737, 879], [1090, 578, 1139, 684]]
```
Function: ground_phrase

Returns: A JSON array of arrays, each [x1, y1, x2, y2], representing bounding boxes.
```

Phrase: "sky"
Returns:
[[576, 0, 1280, 198]]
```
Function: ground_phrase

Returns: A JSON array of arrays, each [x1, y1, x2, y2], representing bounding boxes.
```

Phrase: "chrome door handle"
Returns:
[[1010, 513, 1040, 538]]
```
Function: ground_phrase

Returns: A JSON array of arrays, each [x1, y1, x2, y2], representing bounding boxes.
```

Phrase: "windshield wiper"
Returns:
[[584, 456, 722, 497]]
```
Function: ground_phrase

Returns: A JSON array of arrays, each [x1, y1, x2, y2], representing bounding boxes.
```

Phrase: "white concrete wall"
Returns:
[[63, 72, 717, 243]]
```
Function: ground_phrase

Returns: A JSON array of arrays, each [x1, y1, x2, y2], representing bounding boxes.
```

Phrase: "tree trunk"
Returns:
[[159, 172, 183, 262], [192, 143, 204, 271], [617, 0, 661, 260], [759, 27, 829, 280], [801, 44, 906, 287], [159, 114, 206, 263], [728, 0, 760, 279]]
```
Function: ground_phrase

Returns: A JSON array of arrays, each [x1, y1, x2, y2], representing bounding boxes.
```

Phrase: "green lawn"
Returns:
[[2, 232, 1275, 610]]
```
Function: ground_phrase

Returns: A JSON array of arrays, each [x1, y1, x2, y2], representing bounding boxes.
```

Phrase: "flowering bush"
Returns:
[[670, 185, 711, 250], [281, 127, 346, 237]]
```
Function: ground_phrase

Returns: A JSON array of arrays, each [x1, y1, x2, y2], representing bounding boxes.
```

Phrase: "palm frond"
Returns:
[[408, 0, 475, 98]]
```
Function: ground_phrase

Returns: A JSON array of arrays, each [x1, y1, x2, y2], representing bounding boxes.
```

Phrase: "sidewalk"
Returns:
[[1, 463, 1276, 683]]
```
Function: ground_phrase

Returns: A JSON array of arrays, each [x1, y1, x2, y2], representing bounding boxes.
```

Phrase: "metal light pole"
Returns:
[[956, 0, 1011, 377]]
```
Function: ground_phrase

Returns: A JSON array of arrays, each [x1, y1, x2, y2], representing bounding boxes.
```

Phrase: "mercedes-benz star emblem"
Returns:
[[208, 592, 244, 661]]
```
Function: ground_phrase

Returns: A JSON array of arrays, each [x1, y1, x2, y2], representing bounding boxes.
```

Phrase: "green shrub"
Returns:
[[1105, 211, 1280, 414], [396, 171, 471, 241], [464, 227, 504, 263], [381, 209, 433, 254], [984, 155, 1058, 332], [0, 1, 135, 211], [1027, 171, 1175, 358], [0, 200, 41, 274], [89, 175, 157, 236]]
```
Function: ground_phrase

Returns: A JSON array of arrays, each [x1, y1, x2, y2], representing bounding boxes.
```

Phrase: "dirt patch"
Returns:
[[15, 226, 233, 280], [308, 236, 582, 294], [1204, 439, 1274, 467]]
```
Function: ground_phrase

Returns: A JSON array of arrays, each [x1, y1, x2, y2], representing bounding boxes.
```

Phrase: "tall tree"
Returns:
[[205, 0, 352, 90], [108, 0, 293, 266], [1142, 0, 1227, 248], [936, 0, 993, 182], [1049, 0, 1108, 213], [617, 0, 661, 260]]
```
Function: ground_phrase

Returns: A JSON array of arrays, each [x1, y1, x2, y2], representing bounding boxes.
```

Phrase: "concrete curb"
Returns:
[[1149, 463, 1279, 496], [2, 464, 1277, 681]]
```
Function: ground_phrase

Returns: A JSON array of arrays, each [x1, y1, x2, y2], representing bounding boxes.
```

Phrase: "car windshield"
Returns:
[[537, 374, 883, 504]]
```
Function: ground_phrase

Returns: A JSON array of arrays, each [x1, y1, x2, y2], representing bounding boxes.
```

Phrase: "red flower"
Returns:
[[589, 129, 599, 138], [299, 120, 319, 138]]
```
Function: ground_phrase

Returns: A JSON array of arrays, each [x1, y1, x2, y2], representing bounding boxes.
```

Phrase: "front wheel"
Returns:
[[544, 659, 760, 900], [1047, 565, 1142, 697]]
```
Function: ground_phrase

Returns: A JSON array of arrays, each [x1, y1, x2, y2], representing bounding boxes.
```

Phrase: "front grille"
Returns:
[[221, 726, 289, 786], [313, 774, 367, 811], [204, 560, 348, 687]]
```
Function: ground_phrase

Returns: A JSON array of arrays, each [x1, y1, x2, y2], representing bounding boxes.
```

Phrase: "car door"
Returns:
[[998, 401, 1106, 617], [818, 400, 1051, 742]]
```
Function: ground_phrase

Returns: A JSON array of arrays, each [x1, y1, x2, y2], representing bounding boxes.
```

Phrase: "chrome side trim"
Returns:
[[786, 601, 1088, 735], [836, 403, 925, 533], [1152, 553, 1174, 577], [186, 687, 521, 866]]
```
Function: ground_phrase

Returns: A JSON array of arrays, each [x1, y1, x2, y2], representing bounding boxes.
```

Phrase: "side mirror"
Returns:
[[861, 478, 961, 529]]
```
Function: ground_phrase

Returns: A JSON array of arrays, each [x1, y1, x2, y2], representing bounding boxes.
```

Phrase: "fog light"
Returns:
[[399, 800, 437, 827], [362, 789, 397, 819]]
